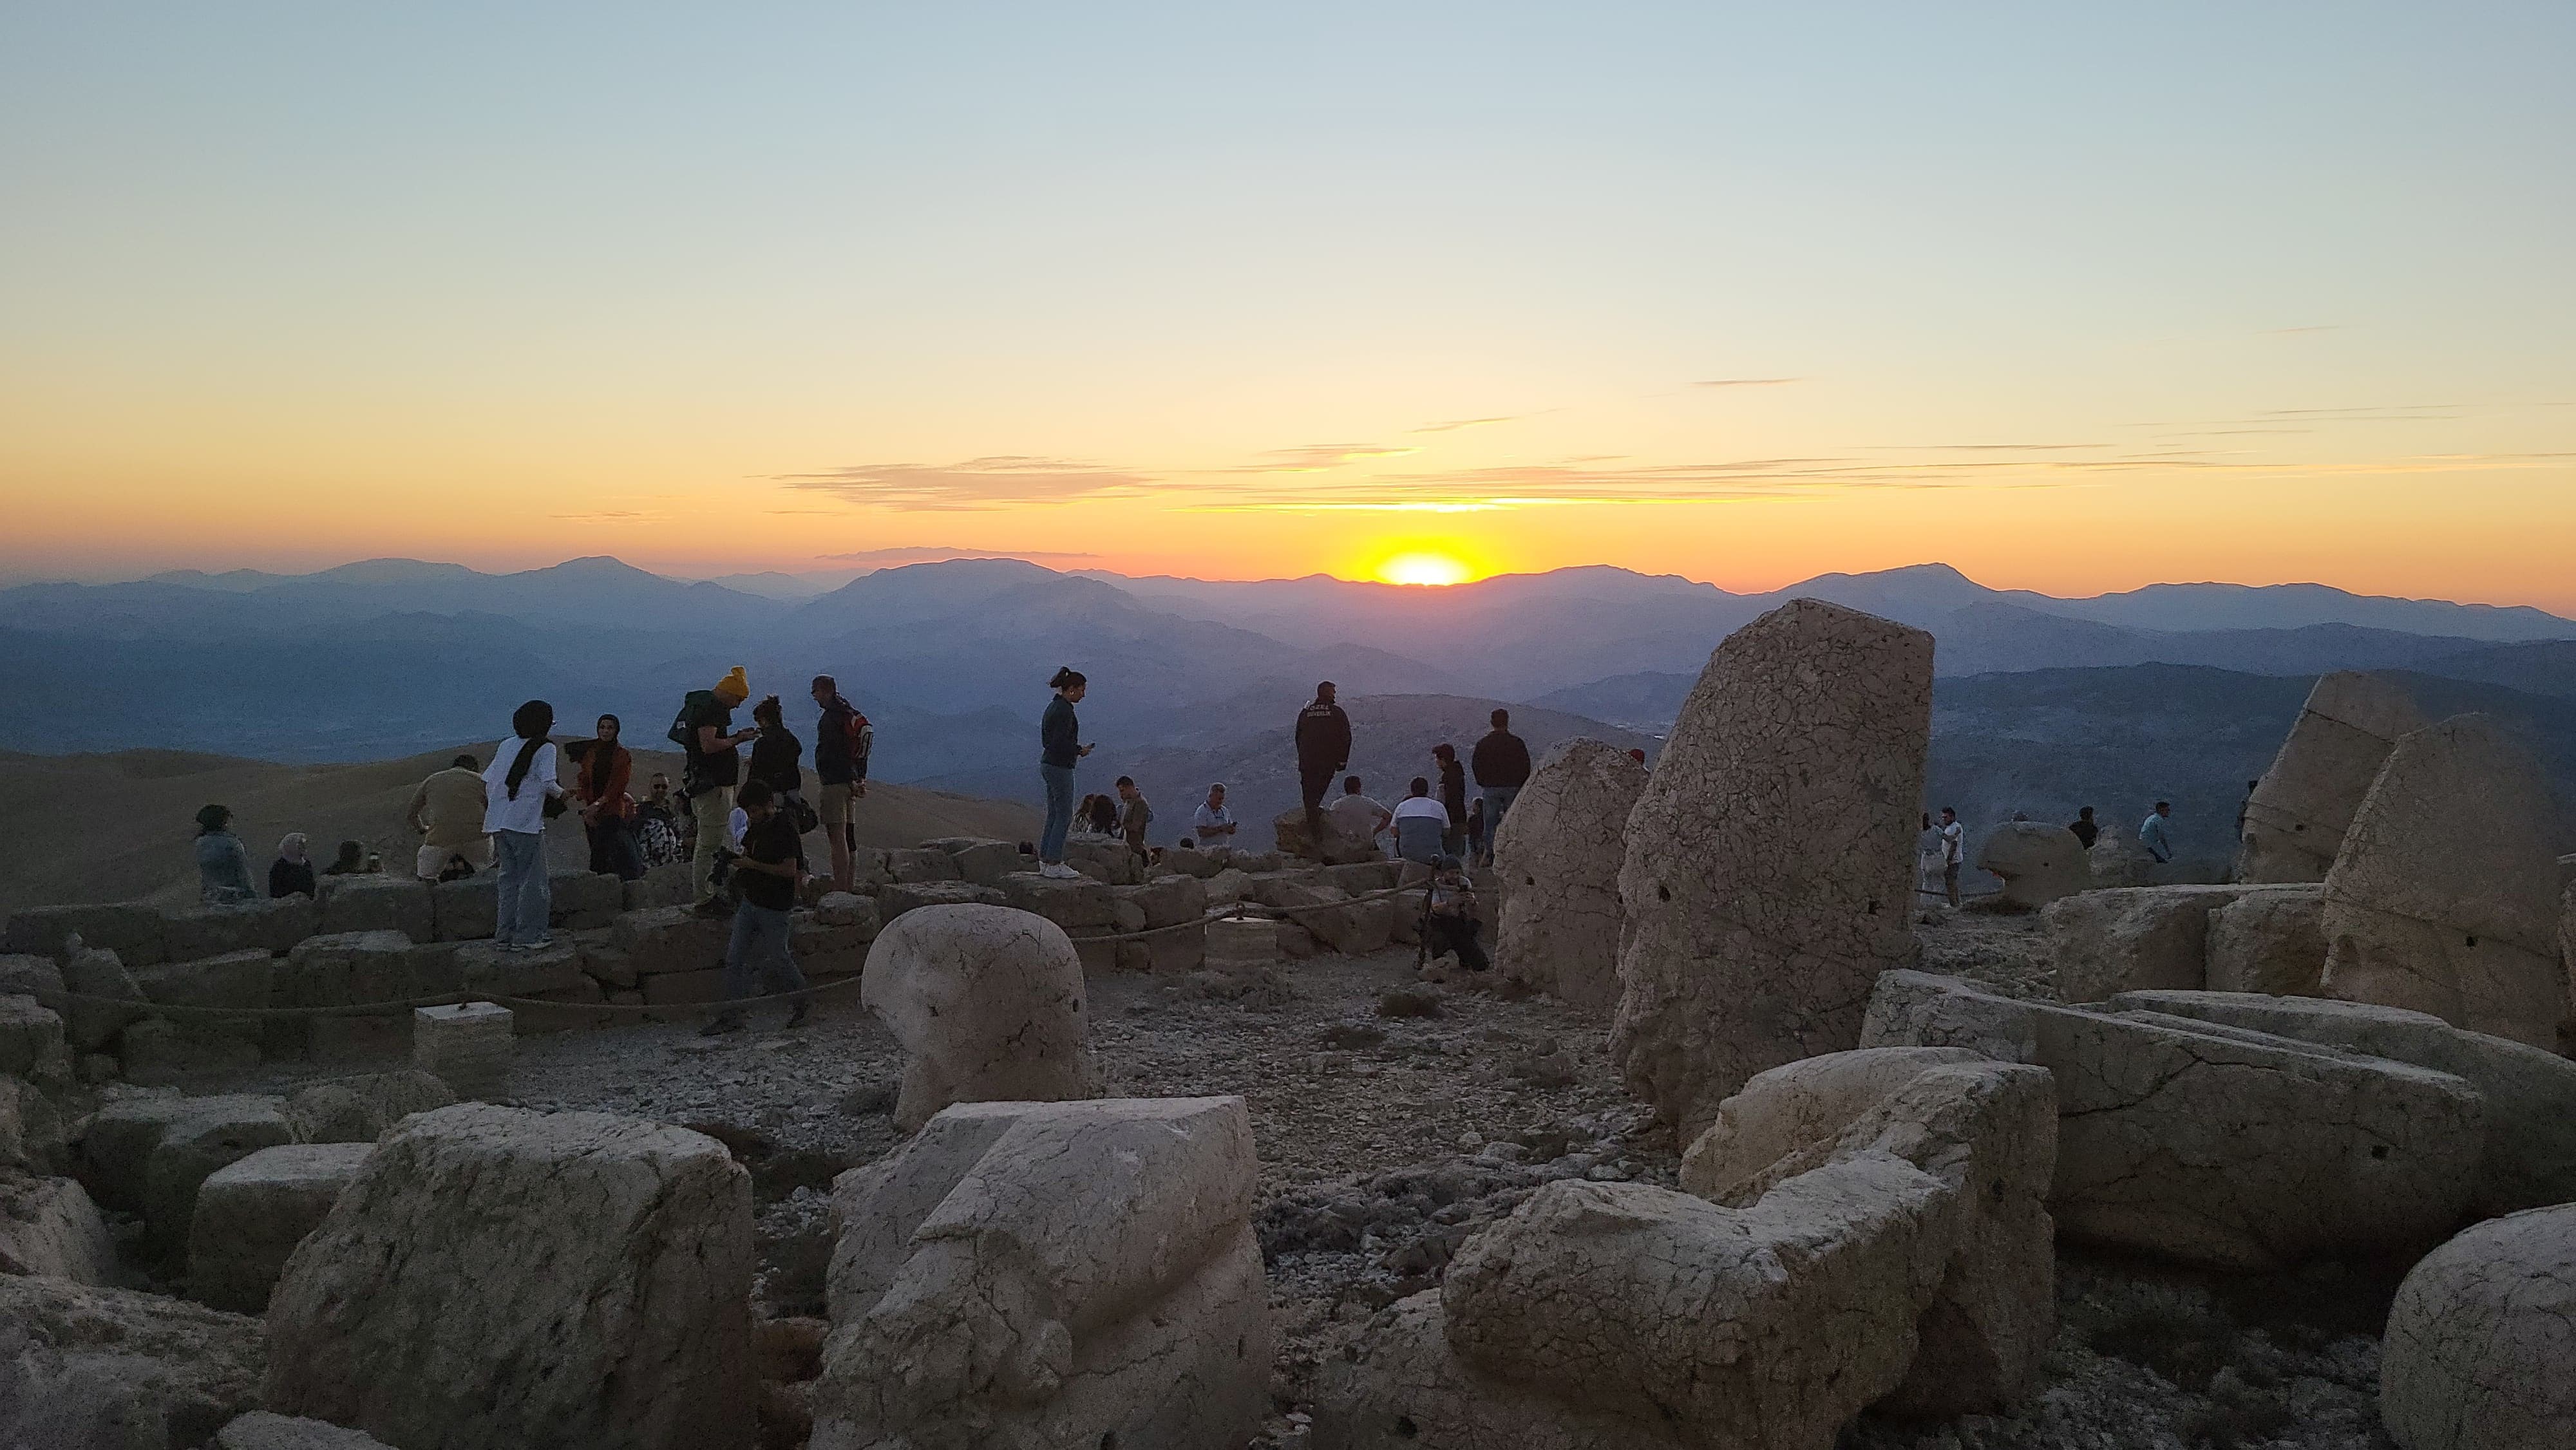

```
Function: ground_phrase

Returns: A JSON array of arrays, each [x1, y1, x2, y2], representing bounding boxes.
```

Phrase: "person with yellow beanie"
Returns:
[[678, 665, 757, 913]]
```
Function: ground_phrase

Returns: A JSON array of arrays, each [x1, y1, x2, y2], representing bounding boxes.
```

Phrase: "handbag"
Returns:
[[788, 792, 820, 836]]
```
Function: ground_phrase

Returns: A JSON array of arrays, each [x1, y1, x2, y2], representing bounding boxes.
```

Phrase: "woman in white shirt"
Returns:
[[482, 700, 567, 950]]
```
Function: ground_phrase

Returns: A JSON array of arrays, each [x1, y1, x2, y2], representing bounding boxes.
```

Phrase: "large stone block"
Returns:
[[860, 905, 1101, 1132], [998, 870, 1117, 929], [547, 869, 623, 931], [187, 1142, 373, 1313], [1492, 738, 1645, 1008], [121, 1017, 263, 1085], [943, 838, 1025, 885], [2203, 884, 2329, 996], [133, 948, 273, 1036], [164, 897, 317, 962], [2042, 884, 2278, 1003], [0, 1274, 265, 1449], [0, 1172, 113, 1283], [609, 905, 730, 977], [1976, 822, 2092, 909], [874, 879, 1008, 923], [0, 992, 68, 1081], [1611, 599, 1932, 1142], [3, 900, 169, 965], [2381, 1205, 2576, 1450], [884, 847, 961, 883], [1273, 807, 1378, 865], [2, 1077, 71, 1176], [1864, 971, 2482, 1270], [2237, 671, 2425, 884], [413, 1003, 513, 1100], [454, 939, 587, 997], [276, 932, 459, 1009], [430, 873, 498, 941], [316, 876, 434, 940], [61, 948, 147, 1053], [620, 862, 694, 913], [79, 1091, 296, 1262], [2321, 713, 2570, 1048], [813, 1097, 1269, 1450], [264, 1104, 755, 1450], [281, 1071, 457, 1145]]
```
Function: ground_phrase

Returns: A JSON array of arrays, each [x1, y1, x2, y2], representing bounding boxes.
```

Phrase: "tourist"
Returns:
[[2140, 801, 2176, 864], [571, 714, 640, 881], [2069, 806, 2099, 849], [322, 840, 368, 877], [482, 699, 565, 951], [1939, 807, 1965, 908], [1470, 708, 1531, 865], [1293, 682, 1352, 852], [1080, 794, 1121, 839], [406, 753, 491, 880], [1431, 742, 1468, 855], [1037, 666, 1092, 880], [1391, 778, 1448, 865], [1422, 854, 1488, 973], [1115, 776, 1153, 856], [700, 777, 812, 1037], [1464, 797, 1487, 863], [678, 666, 755, 915], [1191, 784, 1238, 851], [1328, 775, 1391, 852], [267, 832, 316, 899], [634, 773, 684, 869], [1917, 812, 1942, 895], [195, 804, 257, 905], [745, 695, 807, 853], [811, 675, 871, 893]]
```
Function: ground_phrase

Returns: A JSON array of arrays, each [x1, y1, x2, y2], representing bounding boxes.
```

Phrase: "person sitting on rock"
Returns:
[[1328, 775, 1392, 854], [323, 839, 368, 876], [1391, 778, 1448, 865], [406, 753, 490, 881], [1191, 783, 1238, 851], [269, 832, 317, 899], [1422, 854, 1488, 973], [2069, 805, 2099, 849]]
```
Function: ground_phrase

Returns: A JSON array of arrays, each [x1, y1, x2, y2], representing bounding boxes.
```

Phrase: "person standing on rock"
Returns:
[[701, 778, 812, 1037], [2069, 806, 2099, 850], [1938, 806, 1965, 907], [677, 667, 755, 914], [1431, 742, 1468, 856], [810, 675, 871, 893], [1191, 783, 1238, 851], [482, 699, 566, 952], [745, 695, 806, 833], [1470, 708, 1531, 867], [2139, 800, 2176, 864], [569, 714, 641, 882], [1037, 666, 1092, 880], [1294, 682, 1352, 852], [194, 804, 258, 904], [406, 753, 491, 881]]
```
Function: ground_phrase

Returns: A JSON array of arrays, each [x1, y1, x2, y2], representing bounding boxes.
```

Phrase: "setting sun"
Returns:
[[1372, 551, 1474, 587]]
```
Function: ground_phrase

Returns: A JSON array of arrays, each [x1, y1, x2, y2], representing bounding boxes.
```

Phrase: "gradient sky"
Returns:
[[5, 3, 2572, 606]]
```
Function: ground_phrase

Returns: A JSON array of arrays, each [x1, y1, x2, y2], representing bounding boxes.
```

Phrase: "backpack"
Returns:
[[667, 690, 716, 752], [839, 703, 874, 777]]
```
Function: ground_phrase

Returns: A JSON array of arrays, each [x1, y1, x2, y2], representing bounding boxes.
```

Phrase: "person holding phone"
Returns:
[[1037, 666, 1092, 878]]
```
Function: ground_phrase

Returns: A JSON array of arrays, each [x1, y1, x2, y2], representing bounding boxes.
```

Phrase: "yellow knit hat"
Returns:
[[713, 666, 750, 704]]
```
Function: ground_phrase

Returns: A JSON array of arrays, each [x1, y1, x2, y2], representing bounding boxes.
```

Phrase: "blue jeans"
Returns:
[[493, 829, 550, 945], [1479, 786, 1520, 860], [1039, 762, 1076, 862], [717, 901, 808, 1021]]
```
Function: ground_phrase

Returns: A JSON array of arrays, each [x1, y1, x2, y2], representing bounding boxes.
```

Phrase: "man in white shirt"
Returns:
[[1327, 775, 1392, 852], [1390, 778, 1450, 865], [1190, 784, 1238, 851], [1938, 807, 1965, 908]]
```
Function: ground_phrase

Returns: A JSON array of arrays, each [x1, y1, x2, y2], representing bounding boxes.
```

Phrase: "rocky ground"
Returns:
[[134, 905, 2400, 1449]]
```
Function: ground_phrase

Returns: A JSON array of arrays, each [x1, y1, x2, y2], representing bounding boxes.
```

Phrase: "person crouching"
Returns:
[[701, 778, 812, 1036], [1423, 854, 1488, 974]]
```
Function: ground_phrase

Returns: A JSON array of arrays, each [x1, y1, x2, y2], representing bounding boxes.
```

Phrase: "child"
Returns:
[[1422, 854, 1488, 973]]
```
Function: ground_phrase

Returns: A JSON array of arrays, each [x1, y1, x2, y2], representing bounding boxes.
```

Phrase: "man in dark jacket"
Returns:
[[810, 674, 871, 892], [1470, 708, 1531, 866], [1294, 681, 1352, 852]]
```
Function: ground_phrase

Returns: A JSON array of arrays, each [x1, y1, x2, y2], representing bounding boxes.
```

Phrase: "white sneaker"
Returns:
[[1041, 862, 1079, 880]]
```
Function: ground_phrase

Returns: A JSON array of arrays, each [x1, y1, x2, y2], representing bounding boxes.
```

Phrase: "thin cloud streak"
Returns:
[[1692, 377, 1803, 388], [772, 456, 1153, 511]]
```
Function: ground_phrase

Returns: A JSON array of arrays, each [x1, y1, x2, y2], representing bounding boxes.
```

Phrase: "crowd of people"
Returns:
[[1918, 800, 2188, 906]]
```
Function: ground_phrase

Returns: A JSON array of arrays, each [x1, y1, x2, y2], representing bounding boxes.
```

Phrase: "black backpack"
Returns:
[[668, 690, 720, 793]]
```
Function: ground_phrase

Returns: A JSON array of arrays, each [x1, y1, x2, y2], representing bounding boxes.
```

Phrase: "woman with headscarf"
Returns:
[[268, 833, 316, 899], [571, 713, 641, 881], [194, 804, 257, 905], [480, 700, 565, 950]]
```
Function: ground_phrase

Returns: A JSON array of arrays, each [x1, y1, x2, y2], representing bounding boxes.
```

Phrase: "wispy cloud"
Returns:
[[1226, 443, 1419, 472], [1692, 377, 1803, 388], [549, 509, 659, 523], [818, 545, 1103, 565], [2259, 325, 2342, 334], [1409, 415, 1526, 435], [771, 457, 1153, 511]]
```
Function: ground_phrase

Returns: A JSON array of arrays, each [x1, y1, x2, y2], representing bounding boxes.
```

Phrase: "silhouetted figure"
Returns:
[[2069, 806, 2099, 849], [1294, 682, 1352, 852], [1471, 708, 1531, 865]]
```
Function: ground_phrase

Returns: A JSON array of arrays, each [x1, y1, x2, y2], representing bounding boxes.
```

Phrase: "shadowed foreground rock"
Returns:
[[2237, 670, 2425, 883], [263, 1103, 755, 1450], [1490, 738, 1646, 1008], [859, 903, 1103, 1131], [1611, 599, 1931, 1142], [0, 1273, 265, 1450], [2380, 1203, 2576, 1450]]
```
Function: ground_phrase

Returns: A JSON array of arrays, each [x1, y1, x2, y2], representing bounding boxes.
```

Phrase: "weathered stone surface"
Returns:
[[80, 1091, 296, 1263], [2087, 830, 2159, 889], [814, 1097, 1269, 1450], [547, 869, 623, 931], [2111, 989, 2576, 1218], [4, 901, 169, 965], [2, 1077, 71, 1176], [2238, 671, 2425, 884], [454, 937, 586, 997], [216, 1411, 399, 1450], [1063, 839, 1144, 885], [942, 839, 1024, 886], [133, 949, 272, 1044], [620, 862, 694, 914], [1610, 599, 1932, 1141], [121, 1017, 263, 1085], [316, 876, 433, 941], [860, 905, 1101, 1132], [281, 1071, 457, 1145], [412, 1003, 513, 1100], [0, 1274, 266, 1450], [1864, 970, 2483, 1270], [2321, 713, 2570, 1048], [2204, 884, 2329, 996], [1, 952, 68, 998], [998, 870, 1117, 929], [164, 898, 317, 963], [610, 905, 730, 976], [885, 847, 962, 884], [430, 873, 498, 941], [1, 993, 68, 1081], [1490, 739, 1645, 1008], [1274, 807, 1378, 865], [275, 932, 460, 1009], [2043, 884, 2284, 1002], [1976, 822, 2092, 909], [813, 891, 880, 932], [265, 1104, 755, 1450], [2381, 1205, 2576, 1450], [188, 1142, 372, 1313], [875, 879, 1009, 923], [61, 948, 147, 1054], [0, 1172, 114, 1283]]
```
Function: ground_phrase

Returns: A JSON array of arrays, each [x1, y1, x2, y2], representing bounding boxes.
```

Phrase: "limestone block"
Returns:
[[61, 948, 147, 1053], [860, 905, 1101, 1132], [1862, 970, 2481, 1270], [276, 932, 460, 1010], [1320, 861, 1401, 895], [164, 897, 317, 963], [1491, 738, 1645, 1008], [4, 900, 169, 965], [0, 952, 65, 998], [1202, 867, 1251, 907], [945, 839, 1025, 885], [1, 993, 67, 1080], [455, 938, 587, 997], [2238, 670, 2425, 884], [0, 1274, 265, 1449], [874, 880, 1008, 923], [1128, 873, 1208, 930], [1272, 807, 1376, 865], [134, 949, 272, 1048], [316, 876, 433, 940], [264, 1104, 755, 1450], [814, 891, 880, 932], [547, 869, 623, 931], [187, 1142, 372, 1312], [121, 1018, 262, 1085], [620, 861, 694, 913], [2, 1077, 71, 1176], [509, 977, 613, 1033], [1160, 847, 1221, 879], [1611, 599, 1932, 1141], [998, 870, 1117, 929], [2110, 989, 2576, 1218], [2380, 1205, 2576, 1450], [813, 1096, 1269, 1450], [2087, 831, 2158, 889], [1312, 1290, 1693, 1450], [430, 873, 498, 941], [217, 1412, 400, 1450], [1064, 839, 1144, 885], [2043, 885, 2275, 1002], [79, 1091, 295, 1261], [0, 1172, 114, 1283], [412, 1003, 513, 1100], [282, 1071, 457, 1145], [2321, 713, 2570, 1048], [2204, 885, 2329, 996], [1976, 822, 2092, 909], [886, 847, 961, 883], [1205, 918, 1278, 968], [790, 914, 875, 978], [609, 905, 730, 977]]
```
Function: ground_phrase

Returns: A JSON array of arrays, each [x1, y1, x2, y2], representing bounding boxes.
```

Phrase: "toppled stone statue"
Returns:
[[2237, 670, 2424, 883], [811, 1096, 1271, 1450], [859, 904, 1103, 1132], [1975, 821, 2090, 909], [1490, 738, 1645, 1008], [2380, 1203, 2576, 1450], [1611, 599, 1932, 1141]]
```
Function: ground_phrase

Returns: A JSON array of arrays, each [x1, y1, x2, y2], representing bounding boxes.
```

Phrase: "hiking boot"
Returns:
[[697, 1015, 744, 1037], [784, 1001, 811, 1030]]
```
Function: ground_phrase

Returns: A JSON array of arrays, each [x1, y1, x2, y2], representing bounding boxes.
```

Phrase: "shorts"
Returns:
[[818, 781, 856, 831], [417, 839, 492, 880]]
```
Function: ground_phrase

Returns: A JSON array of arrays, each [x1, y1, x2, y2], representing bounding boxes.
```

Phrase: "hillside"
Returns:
[[0, 744, 1037, 912]]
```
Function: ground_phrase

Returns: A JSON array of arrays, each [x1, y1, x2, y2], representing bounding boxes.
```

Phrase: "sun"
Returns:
[[1373, 551, 1473, 587]]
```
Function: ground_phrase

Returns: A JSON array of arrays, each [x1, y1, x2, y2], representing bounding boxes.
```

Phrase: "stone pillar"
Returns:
[[412, 1003, 513, 1100]]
